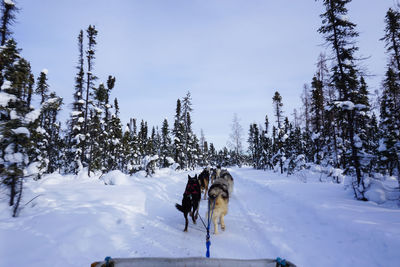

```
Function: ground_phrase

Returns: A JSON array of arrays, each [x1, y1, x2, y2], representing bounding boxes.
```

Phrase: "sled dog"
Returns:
[[210, 165, 222, 184], [219, 169, 234, 195], [198, 168, 210, 200], [207, 176, 233, 234], [175, 174, 201, 232]]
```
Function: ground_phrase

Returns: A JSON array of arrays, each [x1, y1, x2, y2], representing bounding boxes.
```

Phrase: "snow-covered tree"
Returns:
[[248, 123, 261, 169], [0, 38, 40, 216], [318, 0, 368, 199], [32, 70, 63, 178], [107, 98, 123, 171], [82, 25, 98, 169], [272, 91, 285, 173], [173, 99, 185, 169], [65, 30, 85, 174], [379, 67, 400, 179], [228, 113, 244, 167], [0, 0, 17, 46], [160, 118, 172, 168]]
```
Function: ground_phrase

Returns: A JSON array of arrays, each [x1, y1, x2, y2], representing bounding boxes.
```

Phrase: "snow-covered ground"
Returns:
[[1, 167, 399, 267]]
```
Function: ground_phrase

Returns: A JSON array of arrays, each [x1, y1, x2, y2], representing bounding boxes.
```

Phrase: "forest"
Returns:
[[1, 0, 400, 218]]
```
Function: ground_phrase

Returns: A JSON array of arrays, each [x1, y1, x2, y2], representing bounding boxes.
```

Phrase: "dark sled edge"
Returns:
[[91, 257, 296, 267]]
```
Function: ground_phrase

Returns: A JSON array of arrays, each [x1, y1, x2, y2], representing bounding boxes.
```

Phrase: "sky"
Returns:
[[12, 0, 396, 149]]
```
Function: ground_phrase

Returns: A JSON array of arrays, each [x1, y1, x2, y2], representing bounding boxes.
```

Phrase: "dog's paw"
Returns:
[[221, 225, 225, 231]]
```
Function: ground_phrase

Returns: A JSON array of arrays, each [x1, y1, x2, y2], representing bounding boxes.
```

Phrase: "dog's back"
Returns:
[[198, 168, 210, 200], [210, 165, 222, 184], [219, 170, 234, 195], [208, 178, 230, 234]]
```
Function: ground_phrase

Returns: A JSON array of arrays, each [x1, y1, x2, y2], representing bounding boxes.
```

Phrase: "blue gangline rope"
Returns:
[[206, 198, 216, 258]]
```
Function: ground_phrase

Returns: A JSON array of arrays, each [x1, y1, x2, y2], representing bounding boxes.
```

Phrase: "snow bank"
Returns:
[[100, 170, 132, 185], [24, 161, 40, 177], [365, 180, 386, 204]]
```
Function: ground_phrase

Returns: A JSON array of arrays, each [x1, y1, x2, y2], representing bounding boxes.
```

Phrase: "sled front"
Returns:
[[91, 257, 296, 267]]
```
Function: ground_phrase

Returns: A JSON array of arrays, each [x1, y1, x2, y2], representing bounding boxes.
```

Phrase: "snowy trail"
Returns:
[[228, 168, 400, 266], [1, 167, 399, 267]]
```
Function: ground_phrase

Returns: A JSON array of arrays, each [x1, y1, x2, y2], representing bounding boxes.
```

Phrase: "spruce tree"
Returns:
[[121, 118, 140, 173], [107, 98, 123, 171], [32, 70, 63, 177], [301, 84, 311, 130], [382, 8, 400, 74], [248, 123, 261, 169], [379, 67, 400, 179], [380, 7, 400, 185], [260, 115, 273, 170], [82, 25, 98, 168], [138, 120, 148, 157], [318, 0, 368, 199], [87, 108, 102, 174], [173, 99, 185, 169], [272, 91, 284, 173], [310, 75, 325, 164], [208, 143, 217, 166], [0, 38, 39, 216], [160, 118, 172, 168], [35, 70, 49, 105], [181, 91, 194, 169], [65, 30, 85, 174], [0, 0, 17, 46], [38, 92, 63, 174]]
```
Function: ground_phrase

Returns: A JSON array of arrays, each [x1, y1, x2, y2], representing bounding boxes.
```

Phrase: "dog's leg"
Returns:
[[194, 207, 199, 222], [192, 203, 199, 224], [191, 210, 196, 224], [220, 214, 225, 231], [213, 214, 219, 235], [184, 212, 189, 232]]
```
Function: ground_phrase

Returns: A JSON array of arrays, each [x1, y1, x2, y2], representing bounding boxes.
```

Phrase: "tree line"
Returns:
[[246, 0, 400, 201], [1, 0, 400, 217], [0, 1, 236, 217]]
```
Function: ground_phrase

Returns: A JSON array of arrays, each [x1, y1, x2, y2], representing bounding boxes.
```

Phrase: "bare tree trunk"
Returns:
[[12, 177, 23, 217], [9, 176, 15, 206]]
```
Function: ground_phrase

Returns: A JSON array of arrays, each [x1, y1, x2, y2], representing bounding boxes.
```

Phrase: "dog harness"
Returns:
[[184, 182, 200, 196]]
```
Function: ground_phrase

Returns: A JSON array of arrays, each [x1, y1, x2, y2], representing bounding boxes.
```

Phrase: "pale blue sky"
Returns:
[[13, 0, 395, 149]]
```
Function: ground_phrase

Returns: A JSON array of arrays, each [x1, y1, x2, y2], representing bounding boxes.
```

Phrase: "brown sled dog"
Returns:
[[198, 168, 210, 200], [207, 176, 230, 235], [175, 175, 201, 232]]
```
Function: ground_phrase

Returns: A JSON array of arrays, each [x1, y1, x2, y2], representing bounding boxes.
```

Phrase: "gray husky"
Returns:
[[207, 169, 234, 234], [219, 169, 234, 195]]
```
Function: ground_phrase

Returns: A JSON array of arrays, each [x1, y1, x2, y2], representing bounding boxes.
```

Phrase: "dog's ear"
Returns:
[[188, 174, 192, 180], [195, 174, 198, 179]]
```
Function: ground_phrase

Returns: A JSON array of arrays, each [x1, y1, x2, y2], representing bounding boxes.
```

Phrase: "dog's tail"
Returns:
[[175, 203, 184, 213]]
